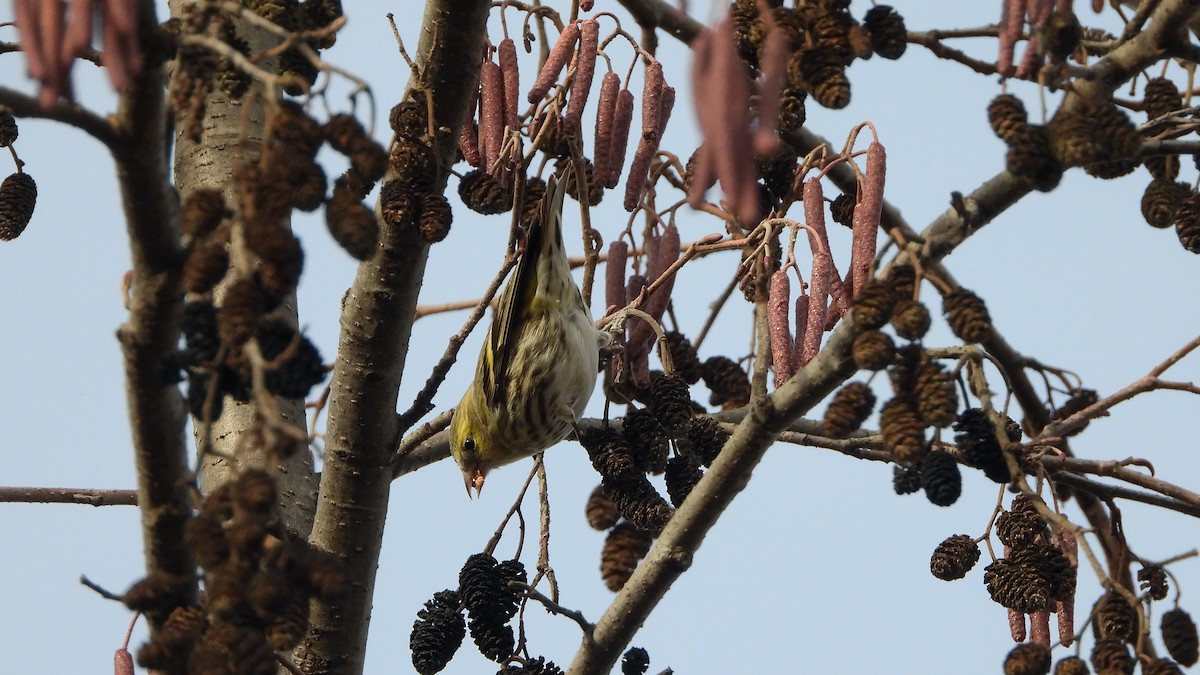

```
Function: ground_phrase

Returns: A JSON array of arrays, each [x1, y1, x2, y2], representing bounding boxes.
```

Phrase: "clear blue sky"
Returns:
[[0, 2, 1197, 673]]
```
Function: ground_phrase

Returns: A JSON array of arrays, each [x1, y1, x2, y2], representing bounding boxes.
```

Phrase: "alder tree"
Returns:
[[2, 1, 1200, 674]]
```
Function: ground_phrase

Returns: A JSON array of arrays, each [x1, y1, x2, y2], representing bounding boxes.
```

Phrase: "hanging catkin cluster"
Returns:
[[979, 495, 1078, 653], [129, 470, 347, 673]]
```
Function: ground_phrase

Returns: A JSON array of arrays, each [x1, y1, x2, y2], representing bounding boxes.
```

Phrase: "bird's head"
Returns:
[[449, 390, 493, 498]]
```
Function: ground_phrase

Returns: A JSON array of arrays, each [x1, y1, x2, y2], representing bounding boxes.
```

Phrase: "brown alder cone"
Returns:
[[183, 239, 230, 295], [600, 521, 653, 592], [851, 329, 894, 371], [880, 396, 925, 463], [0, 172, 37, 241], [585, 484, 619, 530], [822, 381, 875, 438]]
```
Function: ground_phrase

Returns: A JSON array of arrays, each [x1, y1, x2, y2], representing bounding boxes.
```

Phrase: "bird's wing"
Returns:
[[481, 175, 565, 408]]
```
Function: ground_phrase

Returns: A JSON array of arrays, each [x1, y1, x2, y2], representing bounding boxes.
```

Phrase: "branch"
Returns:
[[1039, 335, 1200, 439], [112, 0, 196, 595], [1043, 457, 1200, 514], [614, 0, 703, 45], [0, 85, 119, 147], [568, 317, 858, 673], [0, 486, 138, 506], [292, 1, 492, 672]]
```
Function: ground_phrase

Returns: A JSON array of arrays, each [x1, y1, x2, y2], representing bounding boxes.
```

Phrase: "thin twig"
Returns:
[[0, 486, 138, 506], [513, 581, 592, 632]]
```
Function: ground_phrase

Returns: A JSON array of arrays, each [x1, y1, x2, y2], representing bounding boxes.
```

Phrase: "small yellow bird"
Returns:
[[449, 174, 604, 497]]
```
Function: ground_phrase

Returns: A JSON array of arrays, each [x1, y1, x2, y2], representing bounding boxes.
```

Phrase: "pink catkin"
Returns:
[[458, 88, 481, 168], [498, 38, 520, 131], [658, 86, 676, 138], [479, 58, 504, 173], [1015, 34, 1041, 80], [802, 178, 850, 343], [1027, 0, 1053, 24], [625, 64, 671, 211], [1054, 528, 1079, 646], [592, 72, 620, 185], [100, 0, 141, 91], [691, 20, 757, 226], [753, 26, 789, 156], [605, 89, 635, 188], [641, 61, 665, 138], [14, 0, 45, 80], [605, 240, 629, 314], [997, 0, 1027, 77], [1029, 607, 1052, 647], [849, 141, 885, 297], [1008, 608, 1027, 642], [626, 274, 651, 388], [38, 0, 66, 106], [563, 20, 598, 135], [623, 137, 655, 212], [114, 648, 134, 675], [791, 292, 809, 372], [102, 0, 135, 35], [627, 225, 679, 352], [645, 223, 679, 323], [61, 0, 94, 64], [768, 270, 794, 386], [528, 22, 580, 103]]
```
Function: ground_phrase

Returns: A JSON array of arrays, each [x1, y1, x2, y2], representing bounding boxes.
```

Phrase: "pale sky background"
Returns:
[[1, 2, 1198, 674]]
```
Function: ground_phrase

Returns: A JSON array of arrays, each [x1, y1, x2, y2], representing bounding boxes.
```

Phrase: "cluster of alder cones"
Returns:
[[119, 469, 346, 673], [408, 552, 654, 675], [928, 492, 1199, 675]]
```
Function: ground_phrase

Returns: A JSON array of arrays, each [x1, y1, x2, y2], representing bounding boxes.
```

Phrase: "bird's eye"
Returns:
[[463, 437, 477, 453]]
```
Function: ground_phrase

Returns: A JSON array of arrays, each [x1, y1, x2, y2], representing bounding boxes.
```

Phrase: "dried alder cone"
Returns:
[[930, 534, 980, 581], [0, 172, 37, 241]]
